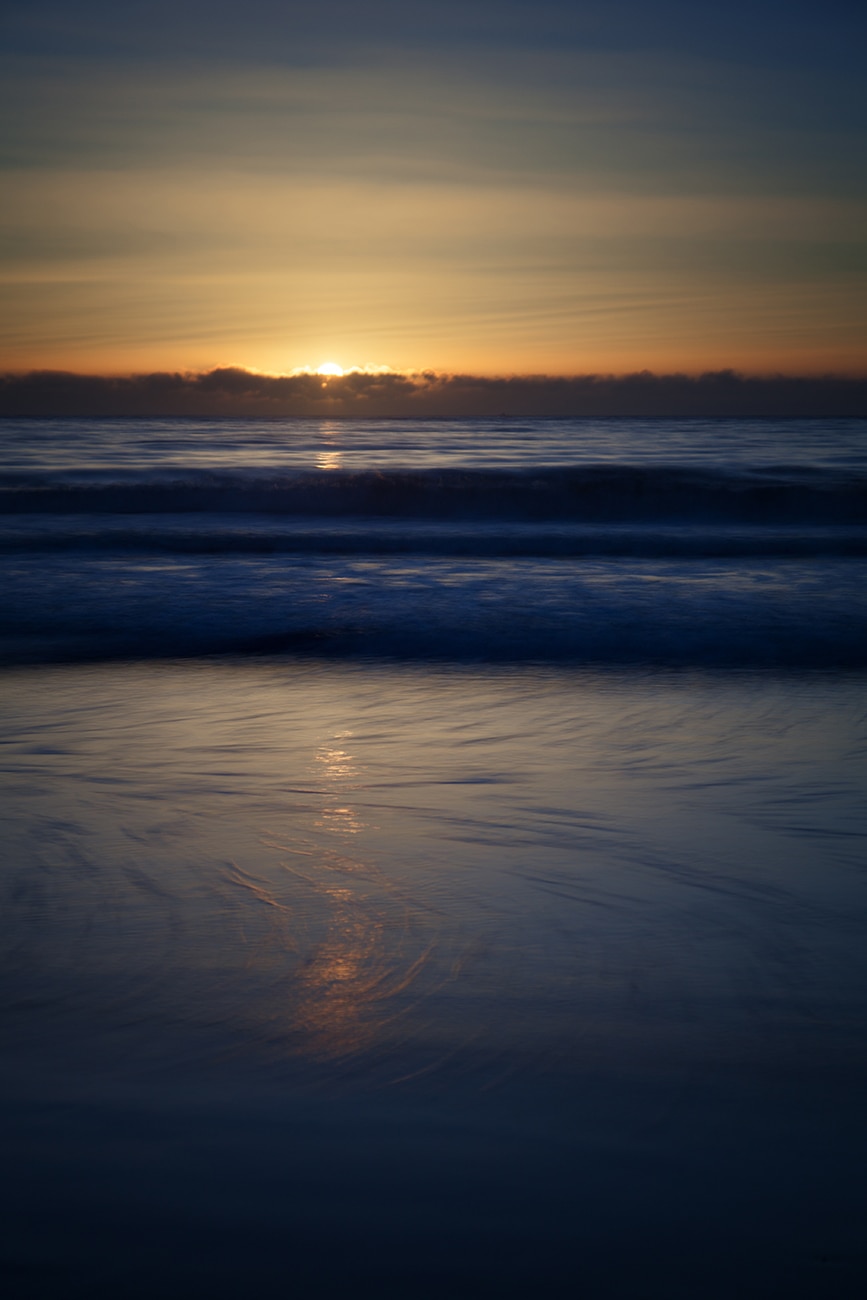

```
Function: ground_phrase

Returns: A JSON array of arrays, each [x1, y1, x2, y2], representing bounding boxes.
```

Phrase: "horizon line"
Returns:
[[4, 364, 867, 380]]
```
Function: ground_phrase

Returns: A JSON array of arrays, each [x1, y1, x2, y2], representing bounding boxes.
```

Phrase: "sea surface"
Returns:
[[1, 416, 866, 1297]]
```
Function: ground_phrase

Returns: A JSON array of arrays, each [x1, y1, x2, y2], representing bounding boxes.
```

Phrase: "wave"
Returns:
[[1, 464, 865, 524], [3, 457, 864, 669], [2, 554, 865, 669], [2, 520, 866, 559]]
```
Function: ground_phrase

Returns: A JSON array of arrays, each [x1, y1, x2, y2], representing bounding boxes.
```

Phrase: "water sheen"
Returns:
[[1, 417, 866, 1299], [3, 660, 866, 1297]]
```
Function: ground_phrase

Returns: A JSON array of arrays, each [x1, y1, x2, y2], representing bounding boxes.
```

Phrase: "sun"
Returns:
[[317, 361, 344, 377]]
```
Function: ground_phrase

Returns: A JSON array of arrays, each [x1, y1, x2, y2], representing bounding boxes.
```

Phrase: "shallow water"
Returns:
[[2, 415, 866, 1296], [2, 658, 866, 1297]]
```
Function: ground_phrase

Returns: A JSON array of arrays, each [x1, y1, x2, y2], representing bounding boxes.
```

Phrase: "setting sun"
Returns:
[[317, 362, 344, 377]]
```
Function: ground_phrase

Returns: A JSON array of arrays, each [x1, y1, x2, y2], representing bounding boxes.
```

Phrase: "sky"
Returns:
[[1, 0, 865, 380]]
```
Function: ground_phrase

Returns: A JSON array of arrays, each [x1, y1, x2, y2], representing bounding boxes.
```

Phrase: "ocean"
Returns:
[[1, 416, 866, 1297]]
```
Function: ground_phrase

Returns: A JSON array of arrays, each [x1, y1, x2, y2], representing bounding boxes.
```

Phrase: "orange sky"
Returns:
[[2, 2, 865, 377]]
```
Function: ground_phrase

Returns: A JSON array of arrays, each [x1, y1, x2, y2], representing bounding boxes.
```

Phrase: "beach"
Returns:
[[1, 416, 866, 1295]]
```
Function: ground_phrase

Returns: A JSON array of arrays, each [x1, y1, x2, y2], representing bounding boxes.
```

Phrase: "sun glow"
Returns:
[[317, 362, 344, 377]]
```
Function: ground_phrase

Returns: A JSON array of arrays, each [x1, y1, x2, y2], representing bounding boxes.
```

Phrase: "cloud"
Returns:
[[1, 367, 864, 417]]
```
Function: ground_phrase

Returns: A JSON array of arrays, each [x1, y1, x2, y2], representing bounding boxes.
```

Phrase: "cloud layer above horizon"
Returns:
[[2, 367, 865, 418], [1, 1, 865, 375]]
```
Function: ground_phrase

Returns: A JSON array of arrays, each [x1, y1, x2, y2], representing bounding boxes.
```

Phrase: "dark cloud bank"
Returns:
[[2, 368, 866, 418]]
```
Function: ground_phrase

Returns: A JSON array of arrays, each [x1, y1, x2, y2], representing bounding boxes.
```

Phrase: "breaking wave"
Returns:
[[3, 451, 865, 668], [1, 464, 865, 524]]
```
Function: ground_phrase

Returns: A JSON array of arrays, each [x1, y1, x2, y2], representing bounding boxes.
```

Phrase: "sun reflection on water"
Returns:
[[256, 728, 436, 1062], [315, 421, 343, 470], [315, 450, 342, 470], [314, 736, 365, 836]]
